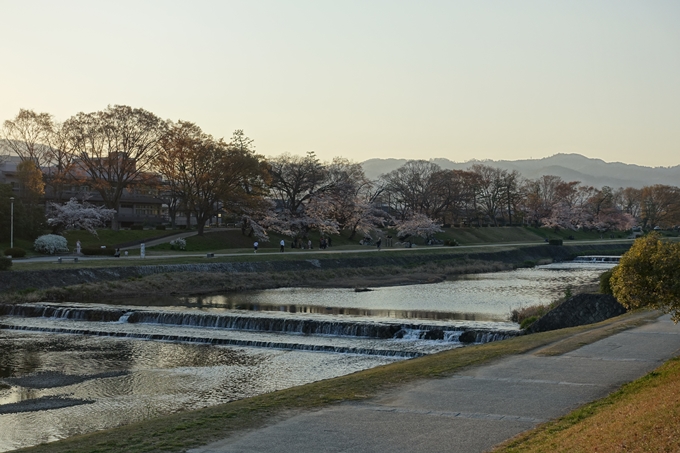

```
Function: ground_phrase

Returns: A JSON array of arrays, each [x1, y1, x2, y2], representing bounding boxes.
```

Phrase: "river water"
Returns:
[[0, 264, 609, 451]]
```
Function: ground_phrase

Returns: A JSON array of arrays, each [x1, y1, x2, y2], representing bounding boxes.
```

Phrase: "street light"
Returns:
[[9, 197, 14, 249]]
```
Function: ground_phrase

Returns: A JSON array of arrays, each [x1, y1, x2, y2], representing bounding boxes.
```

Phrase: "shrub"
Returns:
[[34, 234, 69, 255], [520, 316, 539, 330], [443, 239, 459, 246], [511, 304, 550, 324], [156, 224, 167, 230], [599, 269, 614, 295], [0, 256, 11, 271], [170, 238, 186, 251], [130, 224, 144, 230], [3, 247, 26, 258]]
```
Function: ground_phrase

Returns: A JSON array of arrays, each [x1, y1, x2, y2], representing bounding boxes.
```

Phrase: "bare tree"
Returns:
[[1, 109, 54, 167], [64, 105, 167, 229]]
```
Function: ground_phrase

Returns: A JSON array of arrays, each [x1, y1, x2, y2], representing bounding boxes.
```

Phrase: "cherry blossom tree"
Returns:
[[47, 198, 115, 235], [396, 213, 443, 246]]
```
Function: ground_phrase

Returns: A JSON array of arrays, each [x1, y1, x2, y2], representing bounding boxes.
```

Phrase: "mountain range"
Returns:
[[361, 154, 680, 189]]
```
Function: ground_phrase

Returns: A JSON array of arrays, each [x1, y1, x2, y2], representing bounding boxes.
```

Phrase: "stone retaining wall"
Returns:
[[0, 243, 629, 293]]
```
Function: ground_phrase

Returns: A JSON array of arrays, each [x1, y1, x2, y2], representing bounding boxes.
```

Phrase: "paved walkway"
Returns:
[[12, 237, 633, 264], [190, 314, 680, 453]]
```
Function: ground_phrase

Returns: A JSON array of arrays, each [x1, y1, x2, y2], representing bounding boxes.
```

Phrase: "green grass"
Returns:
[[149, 228, 380, 253], [61, 229, 173, 249], [0, 238, 35, 255], [434, 226, 545, 245], [524, 226, 623, 241]]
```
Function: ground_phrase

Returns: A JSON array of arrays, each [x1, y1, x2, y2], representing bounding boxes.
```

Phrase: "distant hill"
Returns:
[[361, 154, 680, 189]]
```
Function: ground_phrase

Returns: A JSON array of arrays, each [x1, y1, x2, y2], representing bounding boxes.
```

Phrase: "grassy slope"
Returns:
[[1, 230, 171, 257], [14, 311, 660, 453], [493, 356, 680, 453], [3, 226, 620, 257]]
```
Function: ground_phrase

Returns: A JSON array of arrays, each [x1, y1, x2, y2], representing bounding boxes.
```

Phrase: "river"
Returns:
[[0, 264, 610, 451]]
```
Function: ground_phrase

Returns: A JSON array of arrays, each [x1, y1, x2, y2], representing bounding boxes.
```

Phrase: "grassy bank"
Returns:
[[1, 240, 633, 303], [14, 311, 659, 453], [493, 355, 680, 452]]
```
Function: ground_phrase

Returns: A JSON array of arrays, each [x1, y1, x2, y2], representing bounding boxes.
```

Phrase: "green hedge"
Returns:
[[3, 247, 26, 258]]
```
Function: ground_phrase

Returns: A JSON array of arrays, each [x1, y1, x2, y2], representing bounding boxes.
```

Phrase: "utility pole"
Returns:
[[10, 197, 14, 249]]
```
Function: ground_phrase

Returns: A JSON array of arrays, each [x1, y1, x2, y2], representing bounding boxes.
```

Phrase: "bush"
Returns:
[[0, 256, 11, 271], [520, 316, 539, 330], [511, 304, 550, 324], [599, 269, 614, 295], [155, 224, 167, 230], [34, 234, 69, 255], [81, 246, 116, 256], [3, 247, 26, 258], [170, 238, 186, 251], [443, 239, 459, 246], [130, 224, 144, 230]]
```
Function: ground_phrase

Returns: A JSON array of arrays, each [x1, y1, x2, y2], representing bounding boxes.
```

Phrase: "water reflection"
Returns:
[[0, 265, 608, 451], [0, 331, 395, 452]]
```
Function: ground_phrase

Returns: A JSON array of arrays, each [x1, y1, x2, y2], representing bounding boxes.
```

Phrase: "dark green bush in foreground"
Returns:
[[0, 256, 12, 271]]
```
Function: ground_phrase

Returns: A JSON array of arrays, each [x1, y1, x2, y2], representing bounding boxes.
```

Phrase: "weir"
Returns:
[[0, 303, 520, 354]]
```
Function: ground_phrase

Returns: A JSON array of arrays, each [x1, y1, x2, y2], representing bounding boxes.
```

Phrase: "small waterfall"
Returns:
[[0, 323, 425, 358], [0, 303, 521, 349]]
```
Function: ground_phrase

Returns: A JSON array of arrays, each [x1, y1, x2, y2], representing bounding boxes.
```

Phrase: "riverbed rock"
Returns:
[[527, 293, 627, 333]]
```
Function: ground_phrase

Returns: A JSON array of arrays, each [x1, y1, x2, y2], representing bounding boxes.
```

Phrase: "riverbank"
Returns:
[[0, 243, 628, 304]]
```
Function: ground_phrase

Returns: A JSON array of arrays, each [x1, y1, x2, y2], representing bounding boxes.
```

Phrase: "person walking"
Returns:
[[76, 240, 81, 255], [280, 239, 285, 252], [253, 241, 259, 253], [376, 237, 382, 251]]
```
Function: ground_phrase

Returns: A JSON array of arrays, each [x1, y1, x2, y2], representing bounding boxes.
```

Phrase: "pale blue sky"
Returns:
[[1, 1, 679, 166]]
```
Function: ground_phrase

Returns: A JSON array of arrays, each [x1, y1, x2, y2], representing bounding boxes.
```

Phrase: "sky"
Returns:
[[1, 1, 679, 167]]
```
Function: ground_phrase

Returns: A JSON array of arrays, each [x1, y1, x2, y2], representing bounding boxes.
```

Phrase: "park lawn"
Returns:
[[149, 228, 373, 253], [61, 229, 174, 249], [0, 238, 35, 256], [435, 226, 545, 245], [493, 356, 680, 453], [524, 226, 624, 241]]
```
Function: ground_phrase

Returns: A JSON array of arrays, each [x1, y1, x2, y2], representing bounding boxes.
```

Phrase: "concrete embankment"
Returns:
[[0, 243, 628, 294]]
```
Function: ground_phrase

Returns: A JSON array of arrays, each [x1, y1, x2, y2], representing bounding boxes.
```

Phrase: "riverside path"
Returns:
[[190, 313, 680, 453]]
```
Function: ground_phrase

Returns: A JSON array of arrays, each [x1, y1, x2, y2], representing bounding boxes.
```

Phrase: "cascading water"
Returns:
[[0, 266, 607, 452], [0, 303, 520, 357]]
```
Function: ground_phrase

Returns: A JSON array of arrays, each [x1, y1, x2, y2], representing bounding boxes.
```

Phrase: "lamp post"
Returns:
[[9, 197, 14, 249]]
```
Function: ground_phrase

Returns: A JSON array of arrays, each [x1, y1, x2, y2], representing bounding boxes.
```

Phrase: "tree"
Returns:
[[2, 109, 54, 167], [380, 160, 442, 220], [0, 184, 44, 240], [64, 105, 167, 230], [47, 198, 115, 235], [396, 213, 443, 246], [610, 234, 680, 322], [639, 185, 680, 229], [266, 152, 340, 241], [156, 125, 268, 235]]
